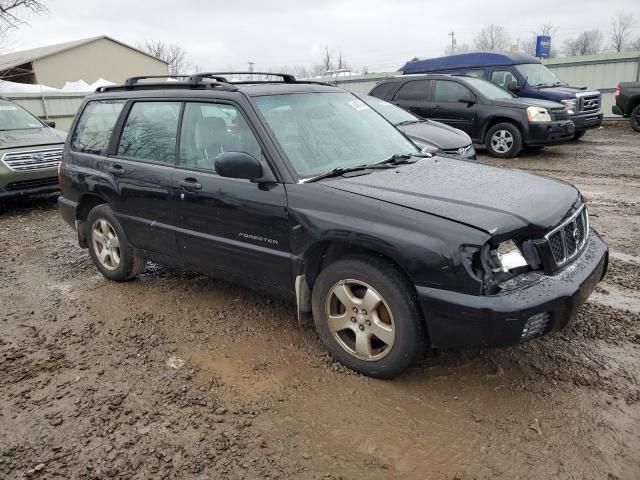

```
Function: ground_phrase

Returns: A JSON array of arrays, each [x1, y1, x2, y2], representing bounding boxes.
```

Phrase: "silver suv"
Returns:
[[0, 98, 66, 198]]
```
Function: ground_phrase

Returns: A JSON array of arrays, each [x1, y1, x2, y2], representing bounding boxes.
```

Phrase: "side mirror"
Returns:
[[506, 81, 521, 93], [215, 152, 263, 181], [459, 94, 476, 105], [44, 120, 56, 128]]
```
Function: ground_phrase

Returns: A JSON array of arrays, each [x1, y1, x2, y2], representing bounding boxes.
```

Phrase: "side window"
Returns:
[[117, 101, 181, 163], [370, 82, 396, 100], [463, 69, 485, 79], [71, 100, 125, 154], [490, 70, 518, 88], [179, 102, 262, 171], [395, 80, 430, 101], [434, 81, 472, 103]]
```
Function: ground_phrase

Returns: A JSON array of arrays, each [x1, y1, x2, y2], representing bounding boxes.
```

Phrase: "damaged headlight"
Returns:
[[490, 240, 528, 272], [527, 106, 552, 123]]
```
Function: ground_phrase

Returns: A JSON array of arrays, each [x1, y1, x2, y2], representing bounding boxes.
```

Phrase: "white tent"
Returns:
[[0, 79, 59, 93], [60, 79, 92, 92], [90, 78, 115, 89]]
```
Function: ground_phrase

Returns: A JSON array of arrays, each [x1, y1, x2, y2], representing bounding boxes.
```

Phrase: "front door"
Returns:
[[172, 101, 291, 289], [430, 80, 477, 136]]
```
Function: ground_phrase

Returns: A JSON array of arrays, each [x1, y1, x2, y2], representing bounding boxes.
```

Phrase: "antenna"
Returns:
[[248, 61, 255, 81]]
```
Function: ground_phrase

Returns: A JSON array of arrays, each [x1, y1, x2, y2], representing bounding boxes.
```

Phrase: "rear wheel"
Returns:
[[311, 255, 425, 378], [485, 123, 522, 158], [630, 105, 640, 132], [86, 204, 145, 281]]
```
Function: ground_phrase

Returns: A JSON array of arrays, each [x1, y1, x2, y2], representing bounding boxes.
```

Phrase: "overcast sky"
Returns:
[[7, 0, 640, 72]]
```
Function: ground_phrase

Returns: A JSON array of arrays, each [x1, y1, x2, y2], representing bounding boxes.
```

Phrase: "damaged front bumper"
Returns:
[[416, 230, 608, 349]]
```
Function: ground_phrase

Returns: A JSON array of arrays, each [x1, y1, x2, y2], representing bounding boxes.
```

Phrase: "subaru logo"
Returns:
[[31, 153, 45, 161]]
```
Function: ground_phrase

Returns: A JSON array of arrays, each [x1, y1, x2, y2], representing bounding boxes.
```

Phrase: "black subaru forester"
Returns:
[[58, 72, 608, 378]]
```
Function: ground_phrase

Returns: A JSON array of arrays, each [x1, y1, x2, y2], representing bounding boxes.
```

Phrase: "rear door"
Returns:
[[172, 100, 291, 289], [102, 100, 181, 256], [391, 79, 432, 118], [429, 80, 477, 135]]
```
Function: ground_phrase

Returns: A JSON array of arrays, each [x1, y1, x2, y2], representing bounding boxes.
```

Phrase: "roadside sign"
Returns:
[[536, 35, 551, 58]]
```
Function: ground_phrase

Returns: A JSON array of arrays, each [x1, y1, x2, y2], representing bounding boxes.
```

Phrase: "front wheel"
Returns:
[[630, 105, 640, 132], [485, 123, 523, 158], [311, 255, 425, 378]]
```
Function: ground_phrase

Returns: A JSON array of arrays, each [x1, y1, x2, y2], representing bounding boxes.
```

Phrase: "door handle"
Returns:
[[432, 105, 442, 110], [108, 164, 125, 176], [179, 178, 202, 192]]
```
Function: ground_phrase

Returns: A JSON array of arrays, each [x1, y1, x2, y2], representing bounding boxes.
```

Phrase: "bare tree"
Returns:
[[564, 30, 603, 56], [0, 0, 47, 29], [336, 48, 349, 70], [139, 40, 190, 76], [321, 45, 333, 73], [474, 25, 510, 52], [610, 12, 634, 52]]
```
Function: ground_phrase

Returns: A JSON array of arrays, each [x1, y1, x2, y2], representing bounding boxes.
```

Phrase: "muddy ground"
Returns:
[[1, 124, 639, 479]]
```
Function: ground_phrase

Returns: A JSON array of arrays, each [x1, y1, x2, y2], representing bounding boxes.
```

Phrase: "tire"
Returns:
[[572, 130, 587, 141], [86, 204, 146, 281], [630, 105, 640, 132], [485, 123, 523, 158], [311, 255, 425, 378]]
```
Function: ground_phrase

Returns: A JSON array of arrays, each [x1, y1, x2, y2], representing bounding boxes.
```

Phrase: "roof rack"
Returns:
[[97, 71, 335, 93]]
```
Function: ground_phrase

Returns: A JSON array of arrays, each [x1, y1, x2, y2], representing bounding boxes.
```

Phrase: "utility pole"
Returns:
[[448, 31, 456, 54], [248, 61, 255, 81]]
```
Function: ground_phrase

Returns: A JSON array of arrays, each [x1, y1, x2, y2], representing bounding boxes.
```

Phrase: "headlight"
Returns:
[[561, 99, 577, 115], [490, 240, 528, 272], [527, 106, 552, 123], [412, 139, 439, 154]]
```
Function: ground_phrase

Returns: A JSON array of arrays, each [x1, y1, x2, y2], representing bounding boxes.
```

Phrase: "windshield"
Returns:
[[255, 92, 418, 178], [362, 95, 420, 125], [515, 63, 562, 86], [0, 101, 44, 130], [463, 77, 514, 100]]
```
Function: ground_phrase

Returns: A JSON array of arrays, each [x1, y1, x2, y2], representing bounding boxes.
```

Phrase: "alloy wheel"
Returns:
[[91, 219, 121, 271], [325, 279, 395, 361], [491, 129, 514, 153]]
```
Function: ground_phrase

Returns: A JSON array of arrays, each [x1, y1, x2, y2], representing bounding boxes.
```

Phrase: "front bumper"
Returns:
[[526, 120, 575, 146], [437, 145, 477, 160], [0, 176, 59, 198], [571, 112, 603, 131], [417, 230, 608, 349]]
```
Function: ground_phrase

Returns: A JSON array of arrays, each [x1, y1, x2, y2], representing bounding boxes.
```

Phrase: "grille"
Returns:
[[441, 145, 472, 156], [577, 92, 601, 114], [4, 177, 58, 191], [545, 206, 589, 267], [1, 147, 63, 172], [521, 313, 551, 341]]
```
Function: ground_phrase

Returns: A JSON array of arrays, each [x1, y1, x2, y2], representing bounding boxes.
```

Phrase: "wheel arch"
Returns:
[[627, 95, 640, 115], [75, 193, 108, 247], [481, 115, 524, 142]]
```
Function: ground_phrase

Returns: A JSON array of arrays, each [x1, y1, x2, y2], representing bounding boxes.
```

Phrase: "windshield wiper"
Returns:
[[396, 120, 423, 126], [304, 166, 374, 183], [304, 153, 425, 183]]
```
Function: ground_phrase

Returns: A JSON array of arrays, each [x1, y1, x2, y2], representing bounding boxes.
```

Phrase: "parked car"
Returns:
[[58, 72, 608, 378], [0, 97, 66, 198], [401, 52, 603, 140], [612, 82, 640, 132], [369, 74, 575, 158], [361, 95, 476, 159]]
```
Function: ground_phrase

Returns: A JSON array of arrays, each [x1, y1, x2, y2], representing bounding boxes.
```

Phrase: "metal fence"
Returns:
[[4, 92, 86, 131], [326, 51, 640, 118]]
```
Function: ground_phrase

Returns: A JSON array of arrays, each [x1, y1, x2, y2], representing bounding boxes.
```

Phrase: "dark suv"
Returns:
[[370, 74, 575, 158], [58, 72, 607, 378]]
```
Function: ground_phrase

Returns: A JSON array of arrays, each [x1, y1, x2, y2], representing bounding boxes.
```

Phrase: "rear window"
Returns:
[[71, 100, 125, 154], [395, 80, 430, 101], [117, 101, 181, 163]]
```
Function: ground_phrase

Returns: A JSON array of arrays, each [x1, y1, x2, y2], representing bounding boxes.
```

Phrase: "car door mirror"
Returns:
[[44, 120, 56, 128], [458, 94, 476, 105], [506, 81, 521, 93], [215, 152, 263, 181]]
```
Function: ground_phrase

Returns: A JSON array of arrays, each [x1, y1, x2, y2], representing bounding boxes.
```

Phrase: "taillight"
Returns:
[[614, 84, 620, 100]]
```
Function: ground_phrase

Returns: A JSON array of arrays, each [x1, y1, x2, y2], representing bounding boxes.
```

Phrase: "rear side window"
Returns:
[[395, 80, 430, 101], [369, 82, 396, 100], [434, 81, 472, 103], [117, 102, 181, 163], [71, 100, 125, 154]]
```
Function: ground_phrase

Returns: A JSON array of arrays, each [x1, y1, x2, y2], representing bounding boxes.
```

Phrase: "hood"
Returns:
[[321, 157, 579, 237], [492, 97, 565, 110], [0, 127, 66, 150], [398, 120, 470, 149], [523, 85, 590, 102]]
